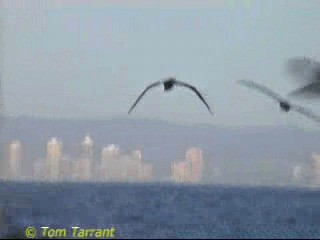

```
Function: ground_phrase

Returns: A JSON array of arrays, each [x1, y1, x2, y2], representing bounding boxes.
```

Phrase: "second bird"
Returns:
[[238, 79, 320, 123], [128, 77, 213, 115], [286, 57, 320, 98]]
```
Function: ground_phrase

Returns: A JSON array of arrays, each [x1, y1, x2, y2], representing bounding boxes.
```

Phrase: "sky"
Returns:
[[2, 0, 320, 129]]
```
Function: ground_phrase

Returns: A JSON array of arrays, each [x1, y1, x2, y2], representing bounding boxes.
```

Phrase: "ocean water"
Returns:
[[1, 181, 320, 239]]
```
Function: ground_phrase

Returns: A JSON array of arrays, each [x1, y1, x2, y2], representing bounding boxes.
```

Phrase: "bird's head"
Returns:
[[279, 101, 291, 112]]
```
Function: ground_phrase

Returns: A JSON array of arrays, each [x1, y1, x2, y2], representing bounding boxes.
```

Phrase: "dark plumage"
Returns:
[[287, 81, 320, 98], [286, 57, 320, 98], [238, 79, 320, 123], [128, 77, 213, 115]]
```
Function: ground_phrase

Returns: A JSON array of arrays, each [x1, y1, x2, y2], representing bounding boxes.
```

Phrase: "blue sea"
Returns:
[[1, 181, 320, 239]]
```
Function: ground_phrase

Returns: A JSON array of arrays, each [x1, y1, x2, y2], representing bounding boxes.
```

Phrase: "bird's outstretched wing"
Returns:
[[128, 81, 162, 114], [237, 79, 286, 102], [291, 104, 320, 123], [287, 81, 320, 98], [286, 57, 320, 84], [174, 80, 213, 115]]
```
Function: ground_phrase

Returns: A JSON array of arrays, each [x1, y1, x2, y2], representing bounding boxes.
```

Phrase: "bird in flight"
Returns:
[[128, 77, 213, 115], [286, 57, 320, 98], [237, 79, 320, 123]]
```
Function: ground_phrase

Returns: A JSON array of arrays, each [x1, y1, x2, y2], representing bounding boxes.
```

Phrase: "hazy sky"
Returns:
[[2, 0, 320, 128]]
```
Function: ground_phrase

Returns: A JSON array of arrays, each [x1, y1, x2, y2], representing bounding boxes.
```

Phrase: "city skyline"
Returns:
[[3, 134, 206, 184], [2, 132, 320, 187], [0, 115, 320, 187]]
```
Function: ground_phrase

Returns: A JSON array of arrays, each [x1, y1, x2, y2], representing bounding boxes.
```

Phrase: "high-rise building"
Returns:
[[132, 150, 142, 161], [140, 163, 154, 181], [74, 158, 91, 182], [33, 158, 48, 181], [47, 137, 62, 160], [59, 156, 74, 181], [292, 165, 303, 181], [76, 135, 94, 181], [8, 140, 23, 180], [124, 149, 145, 181], [311, 153, 320, 185], [0, 77, 4, 179], [46, 137, 63, 181], [81, 134, 94, 160], [132, 149, 143, 168], [101, 144, 120, 160], [186, 147, 204, 183], [101, 144, 120, 181], [171, 160, 192, 183], [121, 154, 137, 181]]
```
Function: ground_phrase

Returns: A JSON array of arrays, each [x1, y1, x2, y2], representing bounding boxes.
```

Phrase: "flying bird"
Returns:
[[286, 57, 320, 82], [287, 81, 320, 98], [237, 79, 320, 123], [128, 77, 213, 115], [286, 57, 320, 98]]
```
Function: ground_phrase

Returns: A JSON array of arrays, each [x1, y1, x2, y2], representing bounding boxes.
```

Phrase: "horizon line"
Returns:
[[0, 113, 314, 132]]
